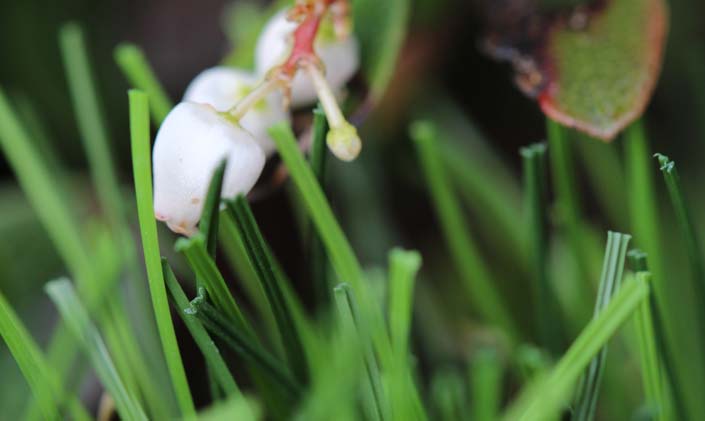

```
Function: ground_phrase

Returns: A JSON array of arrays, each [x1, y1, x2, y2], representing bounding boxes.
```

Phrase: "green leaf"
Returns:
[[353, 0, 410, 101], [538, 0, 668, 140], [470, 349, 503, 421], [129, 90, 195, 418], [45, 279, 148, 421]]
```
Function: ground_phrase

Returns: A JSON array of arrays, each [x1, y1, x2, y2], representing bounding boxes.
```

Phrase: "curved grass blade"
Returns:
[[503, 274, 650, 420], [46, 279, 148, 421]]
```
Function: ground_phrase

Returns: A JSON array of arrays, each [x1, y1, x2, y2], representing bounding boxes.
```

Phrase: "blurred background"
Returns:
[[2, 0, 705, 417]]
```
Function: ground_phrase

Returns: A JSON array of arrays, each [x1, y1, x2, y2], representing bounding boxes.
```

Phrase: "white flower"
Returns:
[[153, 102, 265, 236], [182, 67, 289, 156], [255, 10, 359, 107]]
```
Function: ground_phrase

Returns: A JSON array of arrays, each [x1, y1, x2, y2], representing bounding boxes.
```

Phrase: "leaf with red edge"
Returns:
[[538, 0, 669, 140]]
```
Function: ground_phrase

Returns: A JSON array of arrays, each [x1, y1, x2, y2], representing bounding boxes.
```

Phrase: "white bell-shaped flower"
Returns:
[[182, 67, 288, 156], [255, 10, 359, 107], [153, 102, 265, 236]]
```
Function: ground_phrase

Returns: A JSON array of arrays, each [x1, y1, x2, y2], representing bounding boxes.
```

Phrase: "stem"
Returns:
[[228, 78, 282, 121]]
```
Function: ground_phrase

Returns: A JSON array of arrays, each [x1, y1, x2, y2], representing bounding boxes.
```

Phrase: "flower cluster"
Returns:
[[153, 0, 359, 236]]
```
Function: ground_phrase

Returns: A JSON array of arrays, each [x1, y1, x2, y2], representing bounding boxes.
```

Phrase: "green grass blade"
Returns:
[[503, 273, 650, 420], [546, 120, 601, 290], [163, 260, 241, 398], [175, 234, 252, 335], [0, 87, 93, 288], [188, 300, 301, 399], [196, 396, 260, 421], [470, 349, 503, 421], [334, 283, 388, 421], [625, 122, 705, 419], [430, 368, 467, 421], [654, 153, 705, 327], [129, 90, 195, 418], [310, 106, 330, 307], [59, 23, 125, 234], [200, 160, 227, 257], [45, 278, 148, 421], [0, 290, 61, 420], [411, 120, 518, 341], [521, 143, 561, 353], [387, 248, 425, 421], [226, 196, 309, 382], [268, 122, 393, 365], [572, 231, 631, 421], [115, 44, 172, 124]]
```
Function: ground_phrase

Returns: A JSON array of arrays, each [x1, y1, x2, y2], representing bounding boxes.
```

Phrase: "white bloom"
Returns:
[[255, 10, 359, 107], [183, 67, 288, 155], [153, 102, 265, 236]]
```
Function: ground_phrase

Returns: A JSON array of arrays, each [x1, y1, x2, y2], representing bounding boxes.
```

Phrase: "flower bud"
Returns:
[[183, 67, 289, 155], [153, 102, 265, 236], [255, 10, 359, 107]]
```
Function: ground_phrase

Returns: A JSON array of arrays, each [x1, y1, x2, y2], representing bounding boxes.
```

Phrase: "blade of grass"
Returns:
[[430, 368, 467, 421], [572, 231, 631, 421], [129, 90, 195, 418], [625, 122, 705, 419], [175, 234, 252, 336], [521, 143, 561, 353], [162, 260, 240, 398], [196, 396, 260, 421], [654, 153, 705, 329], [628, 250, 673, 420], [335, 283, 388, 421], [387, 249, 426, 421], [226, 196, 309, 382], [187, 299, 301, 399], [309, 106, 330, 307], [547, 120, 601, 291], [470, 349, 503, 421], [0, 290, 91, 420], [46, 278, 148, 421], [503, 273, 650, 420], [268, 122, 393, 367], [59, 24, 170, 416], [411, 120, 518, 341], [115, 44, 172, 124], [0, 86, 162, 418]]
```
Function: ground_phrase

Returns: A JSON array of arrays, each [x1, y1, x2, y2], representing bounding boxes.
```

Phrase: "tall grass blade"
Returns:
[[129, 90, 195, 418], [45, 278, 148, 421], [334, 283, 388, 421], [470, 349, 503, 421], [0, 290, 91, 420], [226, 196, 309, 382], [430, 368, 467, 421], [572, 231, 631, 421], [503, 273, 650, 420], [268, 122, 393, 368], [163, 260, 241, 398], [411, 120, 518, 341], [309, 106, 330, 307], [115, 44, 172, 124], [521, 143, 560, 353]]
